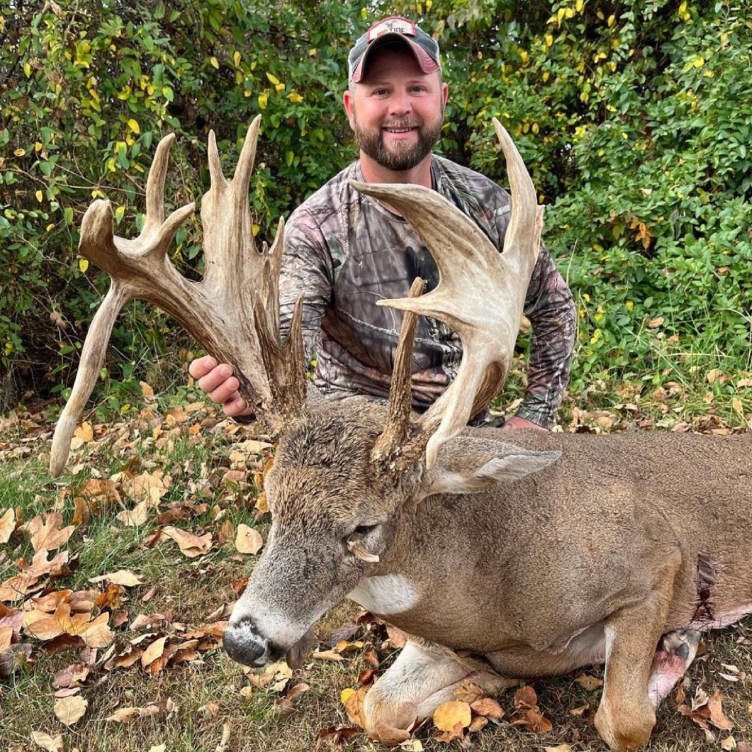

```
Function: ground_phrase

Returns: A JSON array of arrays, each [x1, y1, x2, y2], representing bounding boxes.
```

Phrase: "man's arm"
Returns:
[[511, 244, 576, 429]]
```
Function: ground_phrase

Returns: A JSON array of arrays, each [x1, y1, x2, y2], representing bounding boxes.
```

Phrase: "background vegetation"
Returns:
[[1, 0, 750, 423]]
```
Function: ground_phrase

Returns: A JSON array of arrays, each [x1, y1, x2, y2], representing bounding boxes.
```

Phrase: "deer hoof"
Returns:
[[595, 701, 655, 751]]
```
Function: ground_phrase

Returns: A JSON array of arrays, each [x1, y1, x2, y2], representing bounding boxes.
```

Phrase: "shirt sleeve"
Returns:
[[278, 210, 333, 363], [515, 242, 576, 429]]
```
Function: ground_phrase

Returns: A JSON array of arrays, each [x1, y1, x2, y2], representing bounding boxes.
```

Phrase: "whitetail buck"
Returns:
[[50, 116, 752, 752]]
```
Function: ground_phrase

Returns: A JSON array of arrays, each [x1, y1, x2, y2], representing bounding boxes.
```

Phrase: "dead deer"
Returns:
[[50, 116, 752, 752]]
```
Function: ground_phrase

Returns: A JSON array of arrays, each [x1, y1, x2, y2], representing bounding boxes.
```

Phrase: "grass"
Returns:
[[1, 385, 751, 752]]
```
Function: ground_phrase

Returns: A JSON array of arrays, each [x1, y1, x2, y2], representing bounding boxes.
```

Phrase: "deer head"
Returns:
[[50, 116, 546, 667]]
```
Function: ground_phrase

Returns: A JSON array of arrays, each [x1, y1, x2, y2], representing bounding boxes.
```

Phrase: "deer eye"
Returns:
[[353, 524, 377, 536]]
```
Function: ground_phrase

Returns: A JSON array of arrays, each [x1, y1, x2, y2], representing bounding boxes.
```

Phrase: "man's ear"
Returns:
[[419, 437, 560, 497], [343, 89, 355, 129]]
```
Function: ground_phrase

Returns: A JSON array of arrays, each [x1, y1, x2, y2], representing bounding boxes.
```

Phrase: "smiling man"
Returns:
[[190, 16, 576, 431]]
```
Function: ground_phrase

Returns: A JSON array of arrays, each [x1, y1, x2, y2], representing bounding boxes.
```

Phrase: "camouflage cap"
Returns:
[[348, 16, 441, 83]]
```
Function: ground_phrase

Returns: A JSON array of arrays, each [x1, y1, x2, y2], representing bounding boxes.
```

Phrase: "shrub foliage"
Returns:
[[1, 0, 750, 410]]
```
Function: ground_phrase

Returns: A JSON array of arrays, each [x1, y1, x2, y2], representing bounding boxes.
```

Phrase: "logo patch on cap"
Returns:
[[367, 18, 416, 42]]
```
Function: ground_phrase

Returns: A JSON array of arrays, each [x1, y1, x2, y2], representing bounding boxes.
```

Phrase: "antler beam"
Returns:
[[50, 116, 306, 476], [355, 118, 544, 469]]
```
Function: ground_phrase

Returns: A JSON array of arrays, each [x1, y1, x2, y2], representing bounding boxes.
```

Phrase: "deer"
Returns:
[[49, 115, 752, 752]]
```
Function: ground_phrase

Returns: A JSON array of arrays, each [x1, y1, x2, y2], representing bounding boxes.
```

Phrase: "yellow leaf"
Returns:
[[341, 687, 355, 704], [287, 92, 303, 103], [266, 72, 280, 86], [258, 91, 268, 110], [74, 421, 94, 442], [210, 56, 219, 69], [233, 51, 241, 67], [79, 258, 89, 273], [127, 118, 140, 134], [275, 82, 285, 93], [433, 700, 472, 731], [14, 148, 26, 157], [35, 190, 43, 202]]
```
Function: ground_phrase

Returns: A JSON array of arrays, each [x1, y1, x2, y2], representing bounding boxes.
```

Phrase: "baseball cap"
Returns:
[[348, 16, 441, 83]]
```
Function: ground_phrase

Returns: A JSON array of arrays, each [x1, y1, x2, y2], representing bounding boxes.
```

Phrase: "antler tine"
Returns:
[[352, 119, 542, 470], [50, 116, 307, 476], [370, 277, 426, 471]]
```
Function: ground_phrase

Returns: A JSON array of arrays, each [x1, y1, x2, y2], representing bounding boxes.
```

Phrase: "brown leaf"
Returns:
[[117, 500, 150, 527], [273, 682, 311, 716], [54, 694, 88, 726], [469, 715, 489, 732], [513, 685, 539, 709], [721, 737, 737, 751], [30, 731, 64, 752], [470, 697, 504, 720], [574, 673, 603, 691], [141, 636, 167, 667], [26, 512, 75, 552], [0, 508, 15, 544], [433, 700, 472, 731], [73, 422, 94, 442], [545, 745, 574, 752], [106, 706, 142, 723], [709, 691, 734, 731], [126, 471, 170, 504], [517, 708, 554, 734], [162, 526, 212, 558], [235, 524, 264, 555]]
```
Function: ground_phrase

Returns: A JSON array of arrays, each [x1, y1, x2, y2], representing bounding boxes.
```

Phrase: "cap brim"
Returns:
[[350, 33, 440, 83]]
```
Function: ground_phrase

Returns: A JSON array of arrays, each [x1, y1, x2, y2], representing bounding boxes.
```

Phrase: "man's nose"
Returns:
[[389, 89, 412, 117]]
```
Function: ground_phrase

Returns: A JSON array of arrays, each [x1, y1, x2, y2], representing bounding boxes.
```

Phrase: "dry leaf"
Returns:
[[709, 691, 734, 731], [89, 570, 143, 587], [722, 737, 737, 751], [518, 708, 554, 733], [470, 697, 504, 720], [26, 512, 75, 552], [235, 524, 263, 555], [30, 731, 64, 752], [141, 636, 167, 667], [106, 706, 142, 723], [574, 673, 603, 691], [54, 694, 88, 726], [162, 526, 212, 558], [0, 508, 15, 544], [513, 685, 538, 709], [545, 745, 574, 752], [74, 422, 94, 442], [469, 715, 489, 732], [117, 500, 150, 527], [433, 700, 472, 731]]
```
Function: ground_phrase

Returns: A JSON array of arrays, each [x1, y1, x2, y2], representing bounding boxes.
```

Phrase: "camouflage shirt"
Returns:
[[278, 155, 575, 429]]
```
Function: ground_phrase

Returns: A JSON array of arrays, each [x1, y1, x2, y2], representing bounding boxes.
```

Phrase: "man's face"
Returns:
[[344, 46, 448, 172]]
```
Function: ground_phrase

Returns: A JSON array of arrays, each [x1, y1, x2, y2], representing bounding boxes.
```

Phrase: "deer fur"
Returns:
[[225, 397, 752, 751]]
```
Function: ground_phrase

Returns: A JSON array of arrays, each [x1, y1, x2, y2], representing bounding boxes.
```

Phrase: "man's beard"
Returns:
[[353, 115, 443, 171]]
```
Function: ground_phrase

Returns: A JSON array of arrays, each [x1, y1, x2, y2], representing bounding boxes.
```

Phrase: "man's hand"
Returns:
[[500, 415, 548, 431], [188, 355, 251, 419]]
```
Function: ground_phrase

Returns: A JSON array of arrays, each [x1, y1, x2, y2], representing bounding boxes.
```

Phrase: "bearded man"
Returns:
[[191, 16, 576, 431]]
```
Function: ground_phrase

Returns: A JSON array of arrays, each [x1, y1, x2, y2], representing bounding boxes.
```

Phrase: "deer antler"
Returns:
[[356, 118, 544, 470], [50, 115, 306, 476]]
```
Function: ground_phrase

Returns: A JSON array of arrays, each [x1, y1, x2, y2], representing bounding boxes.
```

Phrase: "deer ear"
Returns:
[[420, 438, 560, 497]]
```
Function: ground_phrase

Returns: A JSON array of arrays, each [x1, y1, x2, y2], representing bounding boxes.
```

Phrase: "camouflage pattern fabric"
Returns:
[[278, 155, 576, 429]]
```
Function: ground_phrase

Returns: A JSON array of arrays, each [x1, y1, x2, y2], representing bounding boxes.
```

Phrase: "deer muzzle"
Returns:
[[223, 617, 283, 667]]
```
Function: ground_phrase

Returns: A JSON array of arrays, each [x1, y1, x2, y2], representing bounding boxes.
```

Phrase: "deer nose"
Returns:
[[223, 618, 274, 667]]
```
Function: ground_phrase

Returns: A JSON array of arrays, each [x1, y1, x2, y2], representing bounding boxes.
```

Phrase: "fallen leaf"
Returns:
[[89, 570, 143, 587], [545, 745, 574, 752], [721, 736, 737, 751], [433, 700, 472, 731], [26, 512, 75, 552], [574, 673, 603, 691], [141, 636, 167, 667], [470, 697, 504, 720], [0, 508, 15, 544], [162, 526, 212, 558], [235, 524, 263, 555], [469, 715, 489, 732], [513, 685, 539, 709], [116, 500, 150, 527], [74, 422, 94, 442], [709, 691, 734, 731], [106, 707, 142, 723], [54, 694, 88, 726], [30, 731, 63, 752]]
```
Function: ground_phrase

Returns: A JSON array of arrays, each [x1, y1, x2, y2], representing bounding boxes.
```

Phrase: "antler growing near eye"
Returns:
[[50, 115, 307, 476], [356, 118, 544, 470]]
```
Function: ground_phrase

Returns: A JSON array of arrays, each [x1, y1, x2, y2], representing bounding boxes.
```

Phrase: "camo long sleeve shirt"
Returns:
[[278, 155, 576, 429]]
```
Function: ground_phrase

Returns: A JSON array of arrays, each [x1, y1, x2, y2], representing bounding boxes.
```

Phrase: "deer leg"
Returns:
[[595, 564, 680, 752], [363, 640, 511, 738], [647, 629, 701, 707]]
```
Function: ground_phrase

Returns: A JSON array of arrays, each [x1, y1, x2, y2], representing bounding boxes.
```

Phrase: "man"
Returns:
[[190, 16, 575, 430]]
